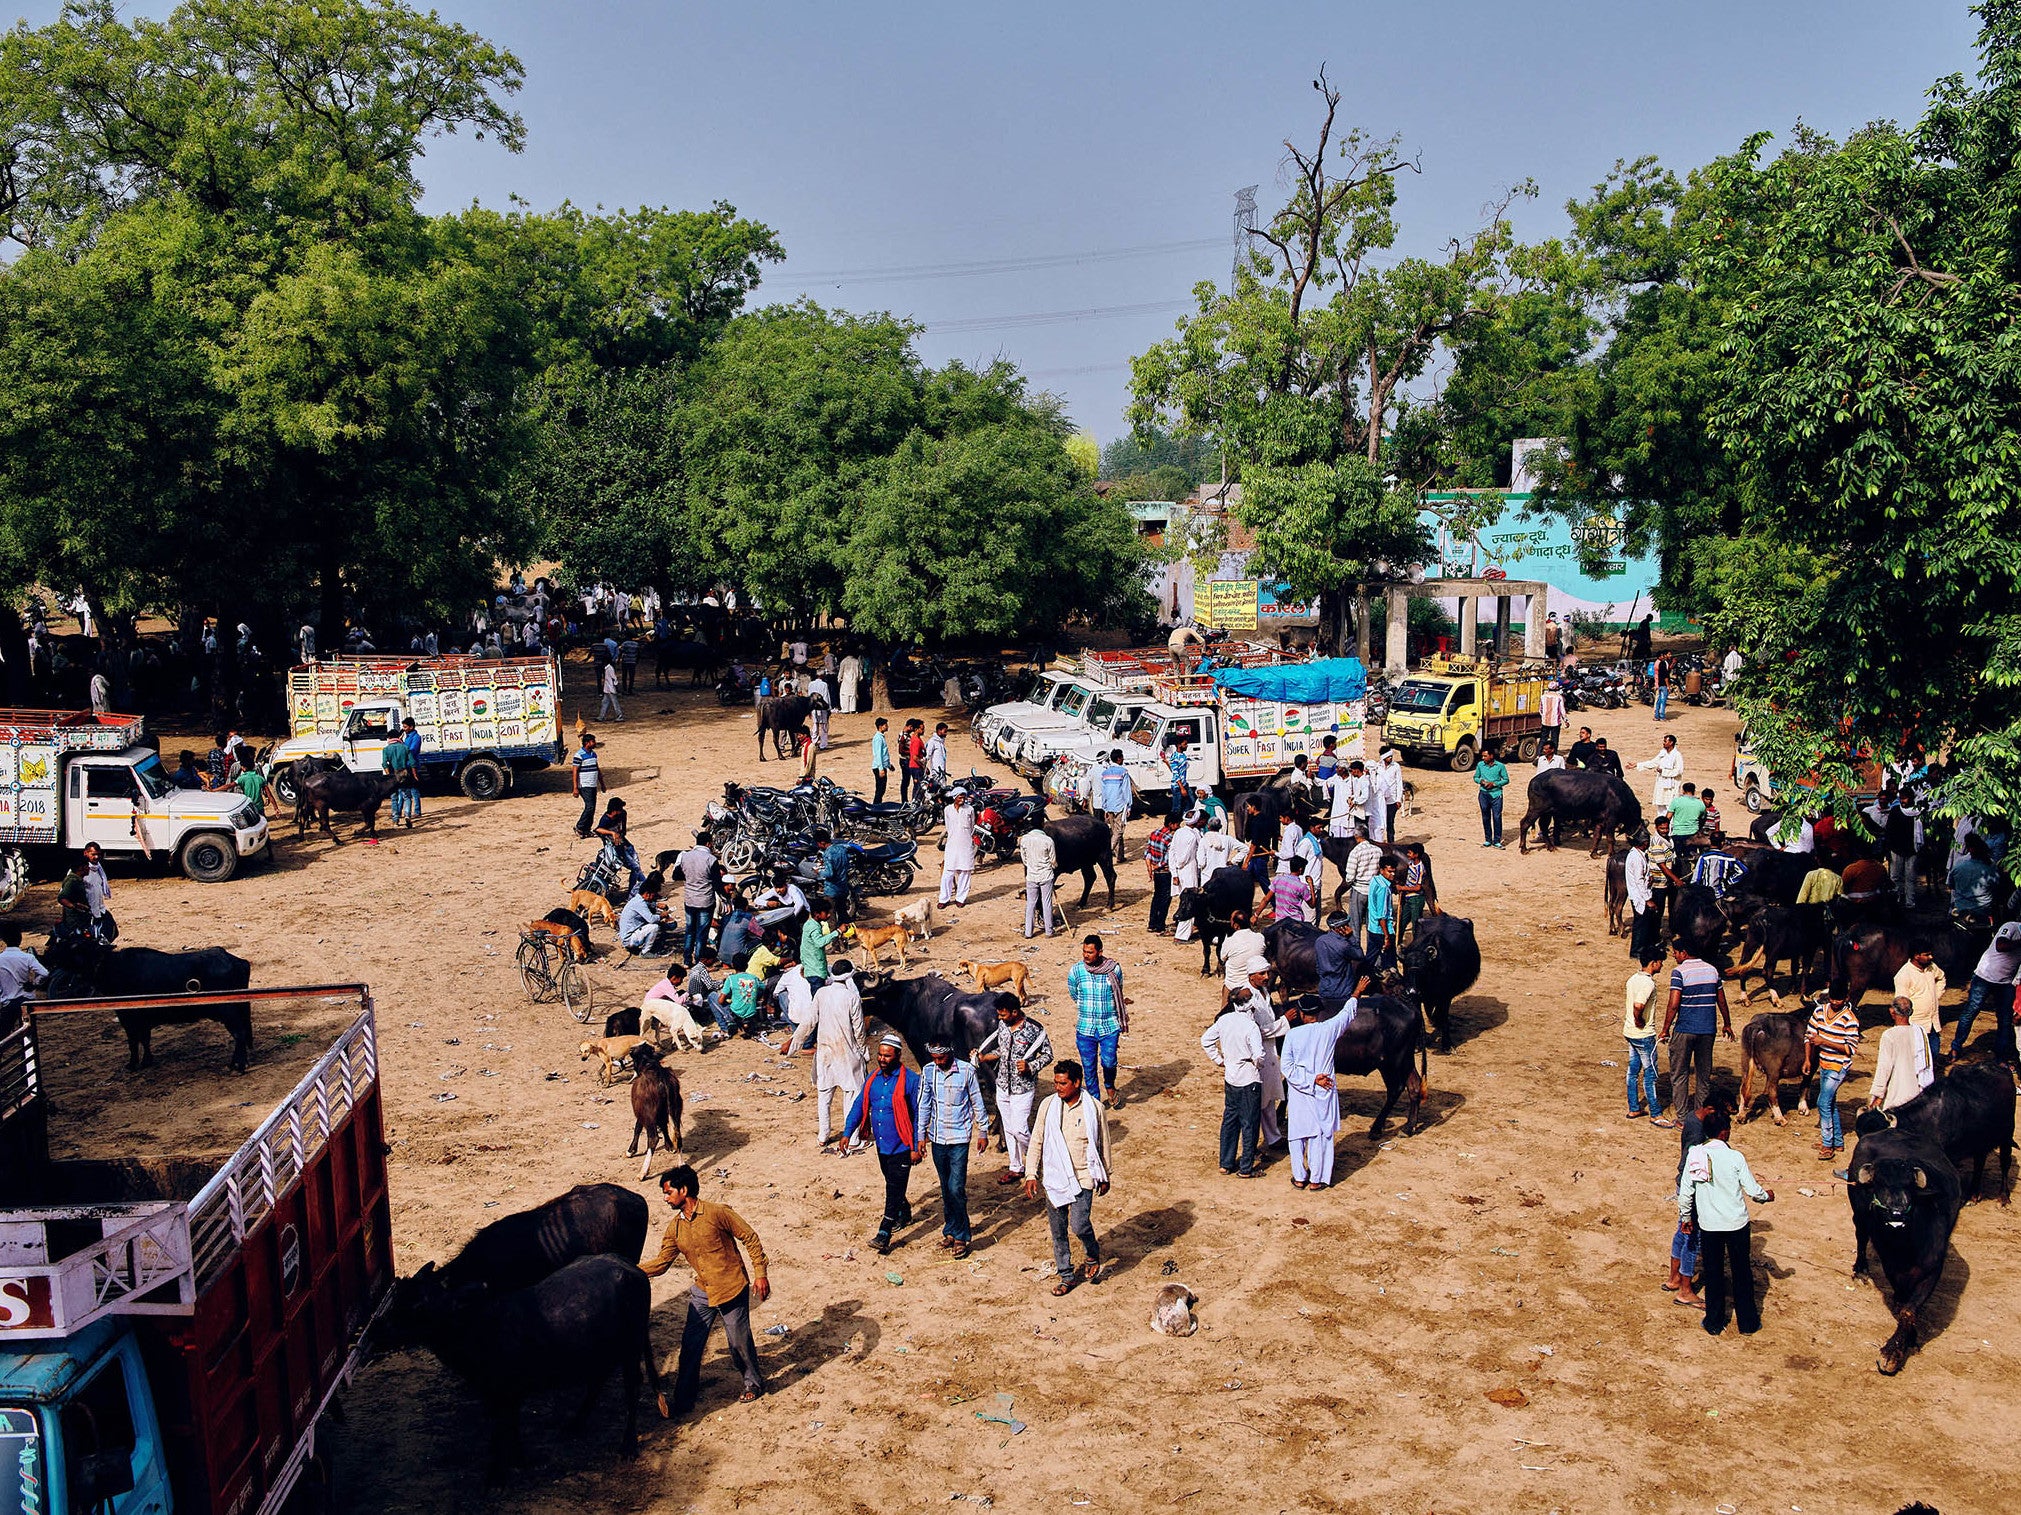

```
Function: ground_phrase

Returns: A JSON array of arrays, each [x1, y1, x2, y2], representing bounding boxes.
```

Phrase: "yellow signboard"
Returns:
[[1199, 579, 1260, 631]]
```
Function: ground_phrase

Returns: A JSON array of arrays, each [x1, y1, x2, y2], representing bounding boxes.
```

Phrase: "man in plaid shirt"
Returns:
[[1143, 816, 1176, 934], [1067, 934, 1128, 1108], [974, 999, 1055, 1182]]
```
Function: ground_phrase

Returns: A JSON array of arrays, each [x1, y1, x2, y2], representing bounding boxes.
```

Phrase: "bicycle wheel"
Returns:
[[559, 961, 592, 1021], [516, 939, 552, 1001]]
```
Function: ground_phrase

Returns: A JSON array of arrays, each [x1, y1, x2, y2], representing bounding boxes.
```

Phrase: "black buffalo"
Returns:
[[1398, 908, 1480, 1053], [1669, 884, 1727, 961], [1856, 1064, 2016, 1205], [1517, 770, 1643, 857], [755, 694, 813, 760], [654, 639, 720, 687], [1834, 917, 1994, 1008], [296, 767, 401, 840], [436, 1183, 650, 1295], [43, 935, 253, 1073], [861, 973, 1018, 1070], [1717, 847, 1817, 916], [1325, 992, 1431, 1137], [1725, 903, 1830, 1005], [1045, 814, 1117, 910], [1735, 1004, 1814, 1125], [386, 1254, 667, 1471], [1847, 1128, 1962, 1375], [1172, 866, 1258, 976]]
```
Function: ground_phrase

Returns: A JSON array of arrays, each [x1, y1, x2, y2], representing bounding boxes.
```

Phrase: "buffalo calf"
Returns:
[[628, 1044, 683, 1179]]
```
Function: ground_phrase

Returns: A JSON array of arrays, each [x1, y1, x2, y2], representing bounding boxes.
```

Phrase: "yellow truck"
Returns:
[[1377, 654, 1548, 771]]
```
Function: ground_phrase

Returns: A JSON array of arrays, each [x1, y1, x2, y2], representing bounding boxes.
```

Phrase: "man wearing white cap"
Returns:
[[1231, 956, 1287, 1147], [1203, 986, 1267, 1176], [1280, 994, 1359, 1190], [1371, 750, 1405, 844], [1169, 809, 1203, 899]]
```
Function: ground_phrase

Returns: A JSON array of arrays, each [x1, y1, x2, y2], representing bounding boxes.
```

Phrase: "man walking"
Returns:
[[1280, 995, 1359, 1190], [975, 997, 1054, 1184], [599, 657, 624, 721], [1951, 920, 2021, 1065], [915, 1039, 989, 1258], [642, 1165, 770, 1410], [1625, 953, 1664, 1119], [1893, 947, 1946, 1066], [939, 790, 976, 908], [1473, 740, 1510, 848], [1019, 823, 1058, 938], [1098, 750, 1135, 863], [1169, 807, 1202, 908], [1023, 1061, 1110, 1294], [1067, 935, 1127, 1107], [1637, 733, 1684, 810], [899, 720, 926, 804], [808, 671, 832, 751], [1540, 680, 1566, 754], [1659, 941, 1733, 1123], [805, 960, 867, 1151], [399, 717, 424, 823], [1626, 829, 1657, 963], [571, 732, 601, 838], [1144, 813, 1175, 933], [1676, 1110, 1773, 1336], [380, 726, 417, 829], [870, 717, 893, 804], [1203, 989, 1269, 1176], [619, 634, 640, 695], [847, 1035, 920, 1253], [1805, 986, 1862, 1162], [1867, 998, 1936, 1117]]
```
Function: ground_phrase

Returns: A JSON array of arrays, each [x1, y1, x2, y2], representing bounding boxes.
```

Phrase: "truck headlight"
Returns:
[[231, 804, 260, 829]]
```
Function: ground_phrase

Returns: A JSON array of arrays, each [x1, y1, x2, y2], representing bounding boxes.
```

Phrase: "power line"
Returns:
[[790, 237, 1224, 286], [920, 299, 1193, 335]]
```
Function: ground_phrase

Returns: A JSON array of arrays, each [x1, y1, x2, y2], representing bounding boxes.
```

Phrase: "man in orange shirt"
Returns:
[[643, 1165, 771, 1413]]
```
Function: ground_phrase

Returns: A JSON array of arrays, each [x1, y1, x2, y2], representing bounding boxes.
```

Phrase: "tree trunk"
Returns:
[[1317, 587, 1352, 657], [870, 654, 892, 716]]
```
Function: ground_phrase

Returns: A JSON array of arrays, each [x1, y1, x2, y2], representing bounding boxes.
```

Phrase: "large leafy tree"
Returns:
[[1694, 0, 2021, 831], [1128, 72, 1531, 651]]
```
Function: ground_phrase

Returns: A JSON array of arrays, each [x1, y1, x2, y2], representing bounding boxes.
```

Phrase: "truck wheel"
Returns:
[[272, 771, 299, 807], [1745, 778, 1766, 813], [459, 757, 507, 801], [0, 848, 27, 913], [179, 833, 239, 883], [1449, 741, 1478, 774], [1517, 735, 1540, 763]]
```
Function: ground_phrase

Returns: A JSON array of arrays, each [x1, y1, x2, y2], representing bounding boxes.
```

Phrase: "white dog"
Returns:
[[642, 999, 708, 1052], [890, 897, 936, 943]]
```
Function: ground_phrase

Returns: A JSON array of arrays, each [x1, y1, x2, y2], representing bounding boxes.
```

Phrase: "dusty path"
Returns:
[[50, 683, 2017, 1514]]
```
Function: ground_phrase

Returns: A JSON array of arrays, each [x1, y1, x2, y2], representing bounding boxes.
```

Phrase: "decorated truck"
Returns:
[[0, 985, 392, 1515], [0, 712, 268, 903], [1044, 659, 1368, 812], [265, 654, 564, 803], [1376, 653, 1547, 771]]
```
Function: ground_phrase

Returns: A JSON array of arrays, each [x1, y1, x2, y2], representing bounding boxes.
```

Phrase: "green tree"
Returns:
[[1694, 0, 2021, 833], [1129, 71, 1530, 651], [1098, 423, 1220, 486]]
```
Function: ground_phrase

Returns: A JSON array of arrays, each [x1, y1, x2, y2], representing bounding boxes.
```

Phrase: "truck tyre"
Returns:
[[1517, 735, 1540, 763], [459, 757, 507, 801], [272, 769, 300, 807], [1744, 777, 1766, 813], [0, 847, 28, 913], [179, 833, 239, 883], [1449, 740, 1478, 774]]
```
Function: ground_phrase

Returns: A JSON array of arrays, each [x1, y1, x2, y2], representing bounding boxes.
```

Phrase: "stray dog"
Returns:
[[579, 1034, 654, 1085], [603, 1007, 641, 1040], [567, 889, 620, 930], [958, 959, 1030, 1002], [1151, 1283, 1199, 1337], [628, 1045, 683, 1179], [890, 897, 936, 943], [850, 922, 911, 969], [531, 910, 592, 962], [642, 998, 708, 1052]]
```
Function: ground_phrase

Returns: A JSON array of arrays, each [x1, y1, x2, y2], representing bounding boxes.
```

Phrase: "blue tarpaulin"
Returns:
[[1211, 657, 1366, 703]]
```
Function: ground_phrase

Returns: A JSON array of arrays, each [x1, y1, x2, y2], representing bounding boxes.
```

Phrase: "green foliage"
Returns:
[[1098, 424, 1219, 486]]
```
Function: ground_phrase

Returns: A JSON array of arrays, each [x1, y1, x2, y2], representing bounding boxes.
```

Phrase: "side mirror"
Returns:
[[74, 1450, 136, 1506]]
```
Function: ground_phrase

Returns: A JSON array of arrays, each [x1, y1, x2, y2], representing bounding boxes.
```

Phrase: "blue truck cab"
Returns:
[[0, 1317, 170, 1514]]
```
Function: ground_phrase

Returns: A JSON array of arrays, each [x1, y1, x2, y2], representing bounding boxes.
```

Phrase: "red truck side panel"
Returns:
[[139, 1082, 391, 1514]]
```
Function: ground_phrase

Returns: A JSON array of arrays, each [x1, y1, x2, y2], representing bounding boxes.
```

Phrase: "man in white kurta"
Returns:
[[1228, 957, 1287, 1146], [1196, 818, 1234, 878], [1371, 750, 1405, 843], [939, 794, 977, 907], [838, 653, 862, 713], [1169, 811, 1203, 894], [1280, 996, 1359, 1188], [808, 963, 868, 1150], [1636, 735, 1685, 809]]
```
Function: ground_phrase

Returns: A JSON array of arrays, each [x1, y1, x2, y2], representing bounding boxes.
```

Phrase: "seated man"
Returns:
[[171, 750, 205, 790], [752, 868, 809, 931], [618, 873, 671, 955]]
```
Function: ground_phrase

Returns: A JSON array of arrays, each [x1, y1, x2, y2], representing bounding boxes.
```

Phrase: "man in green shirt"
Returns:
[[800, 898, 843, 994], [1667, 782, 1707, 870], [1473, 743, 1510, 849], [381, 735, 416, 828], [234, 764, 268, 815]]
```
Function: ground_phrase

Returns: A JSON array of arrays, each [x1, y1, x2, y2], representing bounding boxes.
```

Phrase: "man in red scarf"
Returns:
[[847, 1033, 923, 1254]]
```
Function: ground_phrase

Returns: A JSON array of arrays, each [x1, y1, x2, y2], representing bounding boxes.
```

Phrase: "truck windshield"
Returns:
[[1124, 712, 1160, 749], [1390, 680, 1452, 713], [1057, 686, 1091, 719], [131, 753, 175, 801], [0, 1406, 40, 1515], [1043, 680, 1075, 710], [1087, 696, 1119, 731], [1020, 673, 1051, 704]]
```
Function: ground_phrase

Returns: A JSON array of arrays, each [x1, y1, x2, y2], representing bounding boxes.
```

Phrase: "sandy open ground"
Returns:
[[28, 675, 2018, 1514]]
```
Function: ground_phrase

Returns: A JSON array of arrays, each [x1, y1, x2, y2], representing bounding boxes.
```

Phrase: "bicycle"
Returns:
[[517, 928, 592, 1021]]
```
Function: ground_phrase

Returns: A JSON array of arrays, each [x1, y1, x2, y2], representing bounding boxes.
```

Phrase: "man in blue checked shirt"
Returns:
[[914, 1038, 990, 1257], [1163, 735, 1192, 822], [1067, 934, 1128, 1108]]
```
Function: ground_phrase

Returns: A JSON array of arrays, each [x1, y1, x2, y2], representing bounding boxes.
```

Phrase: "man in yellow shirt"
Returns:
[[642, 1165, 771, 1412], [1893, 948, 1947, 1065], [1794, 865, 1843, 906]]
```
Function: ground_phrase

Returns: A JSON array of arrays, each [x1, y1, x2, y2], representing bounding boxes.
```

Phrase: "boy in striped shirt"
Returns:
[[1804, 988, 1862, 1160]]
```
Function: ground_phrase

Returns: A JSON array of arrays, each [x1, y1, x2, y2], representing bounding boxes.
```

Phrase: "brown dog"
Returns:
[[850, 922, 911, 969], [567, 889, 620, 930], [957, 959, 1029, 1001], [579, 1034, 654, 1085], [528, 913, 592, 963]]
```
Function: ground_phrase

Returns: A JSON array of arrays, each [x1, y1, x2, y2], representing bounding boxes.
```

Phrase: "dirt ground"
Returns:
[[32, 677, 2018, 1514]]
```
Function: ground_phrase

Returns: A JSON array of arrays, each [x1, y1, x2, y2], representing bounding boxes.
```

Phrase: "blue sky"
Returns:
[[20, 2, 1983, 446]]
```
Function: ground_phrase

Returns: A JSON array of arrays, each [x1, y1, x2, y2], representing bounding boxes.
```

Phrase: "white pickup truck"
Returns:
[[0, 711, 268, 898], [975, 671, 1106, 764]]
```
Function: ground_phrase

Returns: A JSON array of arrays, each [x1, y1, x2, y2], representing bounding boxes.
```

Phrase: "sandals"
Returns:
[[950, 1242, 971, 1259], [1051, 1278, 1076, 1296], [1082, 1262, 1104, 1285]]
